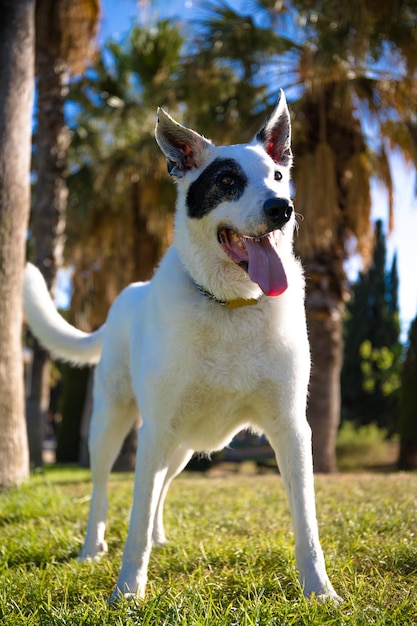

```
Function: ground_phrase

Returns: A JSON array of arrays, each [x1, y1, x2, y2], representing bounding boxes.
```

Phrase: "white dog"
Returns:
[[23, 90, 339, 602]]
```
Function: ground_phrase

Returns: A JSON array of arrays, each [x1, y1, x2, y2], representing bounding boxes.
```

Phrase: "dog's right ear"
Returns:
[[255, 90, 292, 167], [155, 109, 213, 178]]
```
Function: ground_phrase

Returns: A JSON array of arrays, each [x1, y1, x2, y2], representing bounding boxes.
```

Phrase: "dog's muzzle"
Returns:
[[263, 197, 293, 230]]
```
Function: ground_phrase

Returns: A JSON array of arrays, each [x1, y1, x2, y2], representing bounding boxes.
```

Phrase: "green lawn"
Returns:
[[1, 467, 416, 625]]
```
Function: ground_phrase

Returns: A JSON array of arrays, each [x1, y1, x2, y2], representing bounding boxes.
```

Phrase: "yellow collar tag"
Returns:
[[193, 281, 260, 309], [225, 297, 259, 309]]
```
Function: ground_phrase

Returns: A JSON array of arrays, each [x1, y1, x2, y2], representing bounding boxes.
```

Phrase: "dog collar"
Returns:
[[193, 281, 259, 309]]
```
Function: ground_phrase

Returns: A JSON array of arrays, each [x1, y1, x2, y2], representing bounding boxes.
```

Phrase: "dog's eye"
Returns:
[[274, 171, 283, 181], [220, 175, 235, 186]]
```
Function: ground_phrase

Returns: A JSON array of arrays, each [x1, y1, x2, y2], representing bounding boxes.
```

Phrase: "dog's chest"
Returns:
[[136, 289, 304, 451], [151, 311, 281, 450], [171, 381, 259, 451], [176, 310, 272, 389]]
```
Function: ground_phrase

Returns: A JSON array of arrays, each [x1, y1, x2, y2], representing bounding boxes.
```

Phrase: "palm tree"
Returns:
[[64, 19, 263, 468], [64, 15, 268, 324], [26, 0, 100, 467], [199, 0, 417, 471], [61, 23, 185, 468], [65, 22, 184, 325], [0, 0, 35, 487]]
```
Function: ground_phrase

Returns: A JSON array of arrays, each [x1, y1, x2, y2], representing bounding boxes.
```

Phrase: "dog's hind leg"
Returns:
[[79, 397, 138, 561], [152, 445, 193, 545], [264, 419, 339, 601]]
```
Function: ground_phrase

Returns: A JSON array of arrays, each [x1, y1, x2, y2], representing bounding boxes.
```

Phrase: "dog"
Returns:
[[23, 90, 339, 602]]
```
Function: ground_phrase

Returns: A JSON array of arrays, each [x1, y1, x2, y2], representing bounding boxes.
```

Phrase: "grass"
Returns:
[[1, 467, 417, 624]]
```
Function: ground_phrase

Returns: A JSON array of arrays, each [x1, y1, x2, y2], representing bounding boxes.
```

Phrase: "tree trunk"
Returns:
[[398, 316, 417, 470], [293, 84, 370, 473], [26, 2, 70, 467], [79, 368, 95, 467], [0, 0, 35, 487], [106, 177, 158, 473], [131, 176, 160, 280], [32, 26, 68, 280], [56, 364, 90, 462], [25, 344, 50, 466], [305, 257, 345, 473]]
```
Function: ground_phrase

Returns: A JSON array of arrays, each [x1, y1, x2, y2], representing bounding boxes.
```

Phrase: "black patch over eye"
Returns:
[[187, 158, 248, 219], [274, 171, 283, 181]]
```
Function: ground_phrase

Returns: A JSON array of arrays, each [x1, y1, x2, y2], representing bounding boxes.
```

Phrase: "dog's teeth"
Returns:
[[228, 231, 246, 251], [237, 236, 247, 251]]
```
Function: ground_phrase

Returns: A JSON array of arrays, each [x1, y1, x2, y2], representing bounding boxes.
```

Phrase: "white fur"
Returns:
[[23, 263, 104, 365], [23, 92, 339, 603]]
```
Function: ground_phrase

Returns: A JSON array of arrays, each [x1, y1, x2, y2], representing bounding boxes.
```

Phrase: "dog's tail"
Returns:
[[23, 263, 104, 366]]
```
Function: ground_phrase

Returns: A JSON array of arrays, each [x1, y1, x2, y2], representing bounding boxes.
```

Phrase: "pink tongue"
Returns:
[[244, 234, 288, 296]]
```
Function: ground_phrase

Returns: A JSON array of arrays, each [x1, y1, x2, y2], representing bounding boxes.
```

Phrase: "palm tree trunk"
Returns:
[[26, 345, 51, 467], [305, 257, 345, 473], [398, 316, 417, 470], [26, 6, 69, 467], [0, 0, 34, 486], [131, 176, 161, 279], [295, 87, 366, 473], [110, 177, 160, 472]]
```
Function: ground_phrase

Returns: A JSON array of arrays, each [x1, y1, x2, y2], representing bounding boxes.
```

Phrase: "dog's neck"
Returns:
[[193, 281, 260, 309]]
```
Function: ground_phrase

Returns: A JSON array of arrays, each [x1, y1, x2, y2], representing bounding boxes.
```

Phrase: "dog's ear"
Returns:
[[155, 109, 213, 178], [256, 89, 292, 167]]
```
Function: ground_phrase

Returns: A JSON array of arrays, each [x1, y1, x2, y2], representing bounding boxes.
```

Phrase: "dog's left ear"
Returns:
[[155, 108, 213, 178], [256, 89, 292, 167]]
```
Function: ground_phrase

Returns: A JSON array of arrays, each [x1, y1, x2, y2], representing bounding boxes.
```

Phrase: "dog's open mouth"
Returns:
[[217, 227, 288, 296]]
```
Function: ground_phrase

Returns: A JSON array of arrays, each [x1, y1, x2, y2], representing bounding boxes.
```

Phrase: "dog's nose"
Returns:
[[263, 197, 293, 229]]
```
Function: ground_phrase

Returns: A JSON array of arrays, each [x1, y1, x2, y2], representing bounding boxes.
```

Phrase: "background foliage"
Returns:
[[341, 220, 402, 432], [25, 0, 417, 470]]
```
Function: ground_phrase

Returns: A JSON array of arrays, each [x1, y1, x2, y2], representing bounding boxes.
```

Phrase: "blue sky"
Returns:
[[91, 0, 417, 338]]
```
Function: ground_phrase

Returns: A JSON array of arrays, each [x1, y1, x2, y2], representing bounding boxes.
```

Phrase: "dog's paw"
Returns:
[[303, 578, 343, 605], [108, 591, 136, 605], [308, 589, 344, 605], [79, 540, 108, 562], [108, 584, 145, 604], [152, 534, 168, 547]]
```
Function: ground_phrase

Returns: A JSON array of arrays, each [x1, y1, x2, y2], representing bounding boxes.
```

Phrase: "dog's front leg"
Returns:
[[110, 424, 170, 601], [266, 420, 340, 602]]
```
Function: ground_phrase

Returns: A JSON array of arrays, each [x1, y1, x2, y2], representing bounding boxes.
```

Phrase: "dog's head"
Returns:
[[155, 90, 296, 303]]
